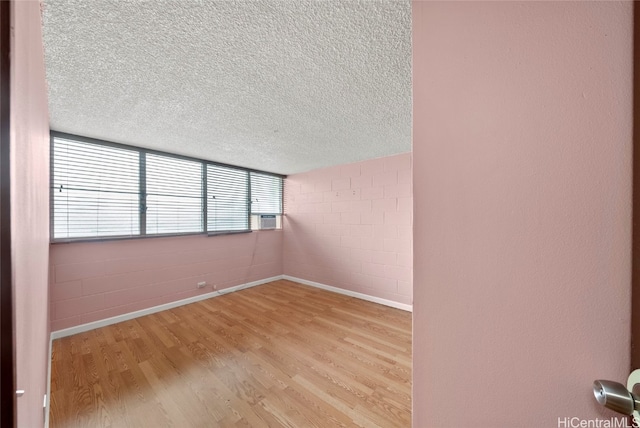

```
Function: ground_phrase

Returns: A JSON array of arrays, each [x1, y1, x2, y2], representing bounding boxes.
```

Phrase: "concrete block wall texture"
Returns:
[[49, 231, 282, 331], [283, 153, 412, 305]]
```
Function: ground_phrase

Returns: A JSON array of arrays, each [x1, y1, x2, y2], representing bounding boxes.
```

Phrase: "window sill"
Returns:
[[51, 227, 284, 244], [207, 230, 252, 237]]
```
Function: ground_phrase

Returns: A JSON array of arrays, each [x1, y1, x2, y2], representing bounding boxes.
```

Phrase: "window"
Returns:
[[207, 165, 248, 232], [52, 137, 140, 239], [51, 133, 284, 241], [146, 154, 203, 234], [249, 172, 283, 231], [250, 172, 283, 215]]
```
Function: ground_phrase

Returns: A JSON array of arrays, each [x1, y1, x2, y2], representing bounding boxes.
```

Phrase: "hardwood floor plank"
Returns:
[[291, 374, 385, 428], [281, 385, 353, 428], [50, 280, 412, 427]]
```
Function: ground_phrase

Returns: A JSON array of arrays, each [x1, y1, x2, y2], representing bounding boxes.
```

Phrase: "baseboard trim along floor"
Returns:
[[49, 280, 412, 427], [50, 275, 285, 340], [51, 275, 412, 341], [282, 275, 413, 312]]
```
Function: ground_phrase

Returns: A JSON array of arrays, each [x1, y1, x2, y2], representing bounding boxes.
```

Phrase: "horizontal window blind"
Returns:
[[51, 133, 284, 241], [52, 137, 140, 239], [145, 154, 203, 234], [250, 172, 283, 214], [207, 165, 248, 232]]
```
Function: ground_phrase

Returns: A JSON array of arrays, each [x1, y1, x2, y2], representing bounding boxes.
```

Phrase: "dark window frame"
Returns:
[[50, 131, 284, 243]]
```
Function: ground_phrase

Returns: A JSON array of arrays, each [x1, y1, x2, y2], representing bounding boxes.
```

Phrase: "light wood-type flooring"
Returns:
[[49, 279, 412, 427]]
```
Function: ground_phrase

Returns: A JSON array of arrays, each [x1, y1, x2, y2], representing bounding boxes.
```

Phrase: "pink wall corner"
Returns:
[[49, 231, 283, 331], [11, 1, 51, 426], [412, 2, 632, 427], [284, 153, 413, 306]]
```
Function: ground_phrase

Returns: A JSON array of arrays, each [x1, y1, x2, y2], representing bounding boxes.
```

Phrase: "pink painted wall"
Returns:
[[284, 154, 412, 306], [412, 2, 632, 427], [50, 231, 282, 331], [12, 1, 51, 426]]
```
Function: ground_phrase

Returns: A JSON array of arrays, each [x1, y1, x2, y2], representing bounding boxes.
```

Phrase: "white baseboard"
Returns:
[[46, 273, 409, 425], [44, 335, 52, 428], [50, 273, 411, 340], [50, 275, 284, 339], [282, 275, 412, 312]]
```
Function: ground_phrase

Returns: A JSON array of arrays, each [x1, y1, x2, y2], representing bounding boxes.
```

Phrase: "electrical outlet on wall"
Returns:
[[197, 281, 206, 289]]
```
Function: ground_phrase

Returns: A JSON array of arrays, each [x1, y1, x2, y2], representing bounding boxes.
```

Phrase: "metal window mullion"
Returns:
[[49, 134, 55, 240], [247, 170, 251, 230], [140, 151, 146, 235], [278, 178, 284, 215], [202, 162, 207, 233]]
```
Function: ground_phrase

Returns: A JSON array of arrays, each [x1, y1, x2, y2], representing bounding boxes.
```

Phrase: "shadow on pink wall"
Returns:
[[284, 153, 412, 306], [412, 2, 633, 427], [12, 1, 51, 426]]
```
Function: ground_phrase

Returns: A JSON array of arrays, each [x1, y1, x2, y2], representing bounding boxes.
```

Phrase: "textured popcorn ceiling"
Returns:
[[41, 0, 411, 175]]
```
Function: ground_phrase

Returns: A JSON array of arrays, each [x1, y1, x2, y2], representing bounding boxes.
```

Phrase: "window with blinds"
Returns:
[[51, 133, 284, 241], [146, 154, 203, 234], [207, 165, 248, 232], [52, 138, 140, 239], [250, 172, 283, 214]]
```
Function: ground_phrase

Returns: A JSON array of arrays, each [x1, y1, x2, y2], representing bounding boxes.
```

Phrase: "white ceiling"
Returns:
[[41, 0, 411, 175]]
